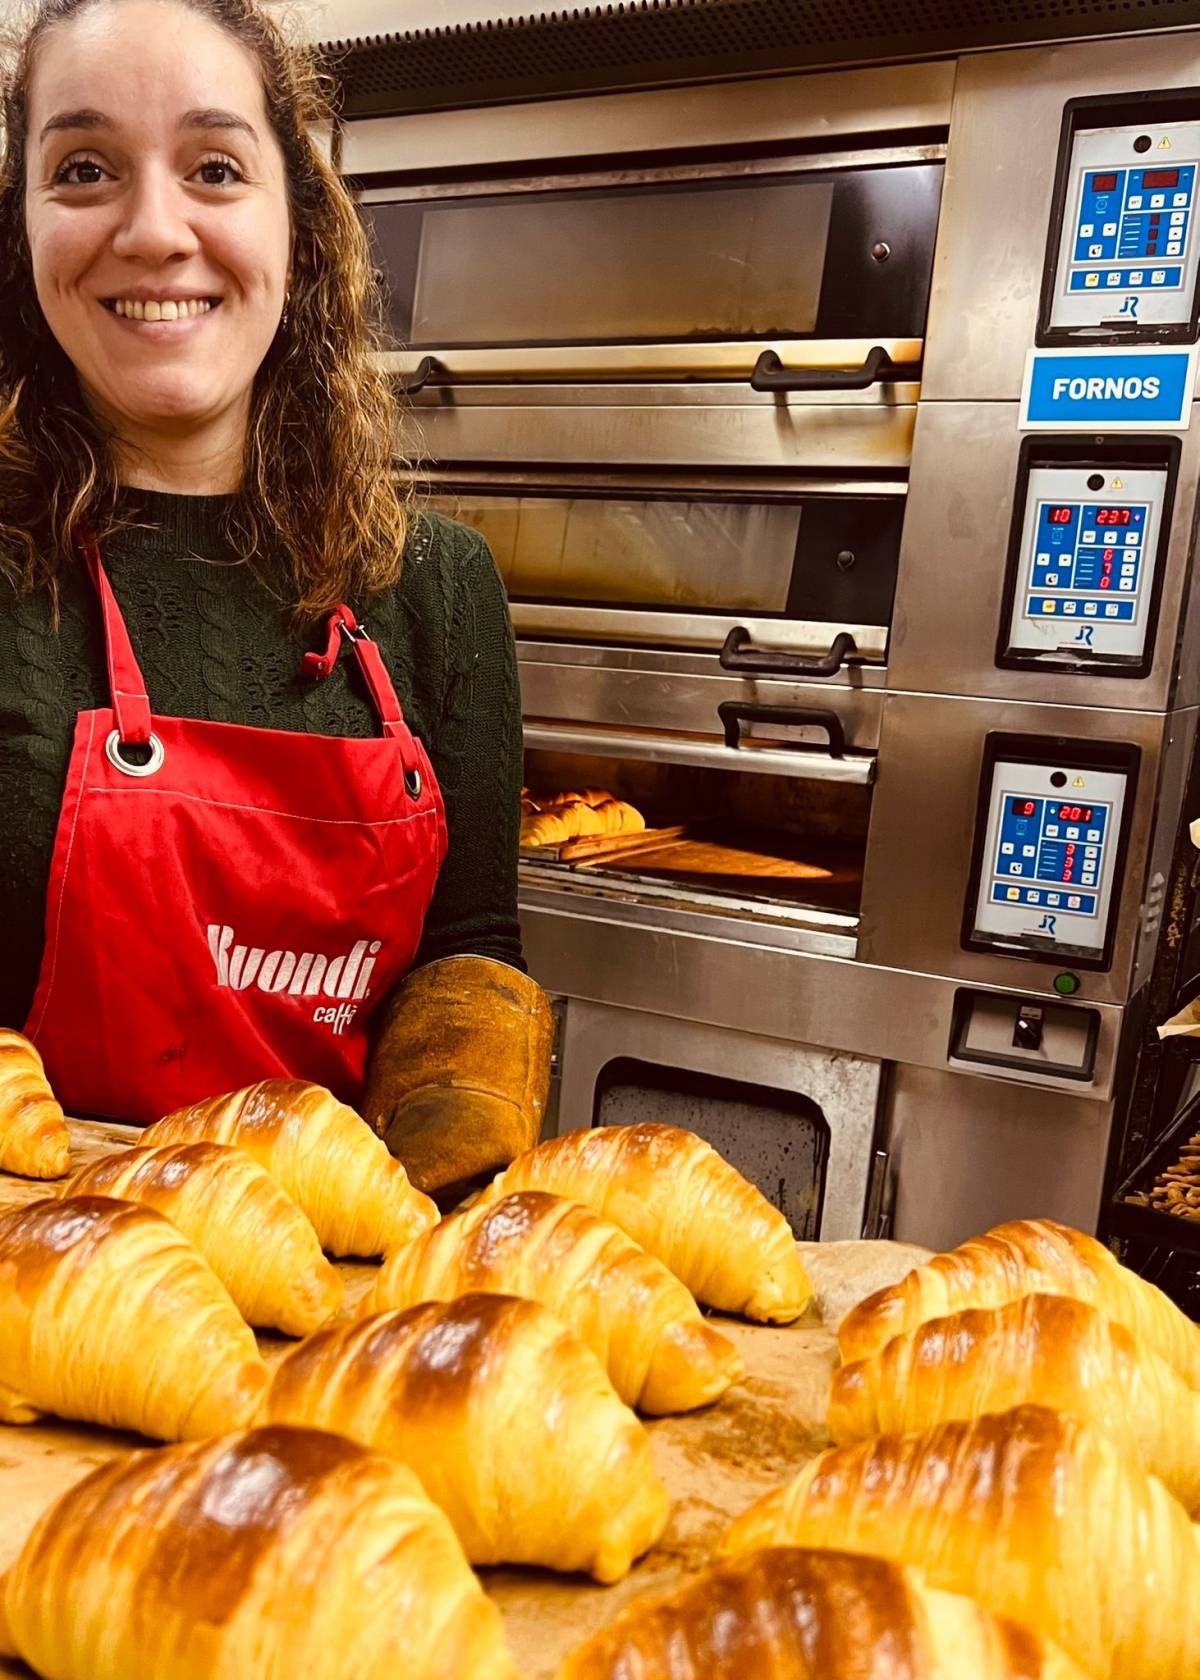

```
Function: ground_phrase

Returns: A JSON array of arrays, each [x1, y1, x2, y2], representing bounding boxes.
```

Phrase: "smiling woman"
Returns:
[[0, 0, 553, 1200]]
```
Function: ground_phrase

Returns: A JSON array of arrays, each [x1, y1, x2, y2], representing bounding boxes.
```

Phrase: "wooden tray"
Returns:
[[0, 1124, 928, 1679], [521, 824, 685, 863]]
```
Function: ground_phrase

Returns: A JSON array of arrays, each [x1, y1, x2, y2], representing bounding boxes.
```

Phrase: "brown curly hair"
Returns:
[[0, 0, 407, 616]]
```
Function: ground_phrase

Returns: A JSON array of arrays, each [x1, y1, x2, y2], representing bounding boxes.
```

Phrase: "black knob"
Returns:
[[1013, 1005, 1044, 1052], [835, 549, 857, 571]]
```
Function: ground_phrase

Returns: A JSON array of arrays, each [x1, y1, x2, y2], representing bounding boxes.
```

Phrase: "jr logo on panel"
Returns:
[[206, 924, 381, 1035]]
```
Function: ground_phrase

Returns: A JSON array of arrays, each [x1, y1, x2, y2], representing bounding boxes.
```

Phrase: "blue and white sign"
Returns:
[[1020, 345, 1198, 431]]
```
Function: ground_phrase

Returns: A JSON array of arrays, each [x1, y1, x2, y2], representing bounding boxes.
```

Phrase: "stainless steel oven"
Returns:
[[341, 37, 1200, 1261]]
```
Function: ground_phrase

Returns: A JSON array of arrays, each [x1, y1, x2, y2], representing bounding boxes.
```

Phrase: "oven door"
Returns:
[[424, 470, 901, 692], [359, 147, 942, 466]]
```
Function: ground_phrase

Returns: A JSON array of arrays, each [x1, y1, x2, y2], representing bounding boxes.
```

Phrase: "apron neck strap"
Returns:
[[75, 526, 153, 747], [304, 606, 410, 740]]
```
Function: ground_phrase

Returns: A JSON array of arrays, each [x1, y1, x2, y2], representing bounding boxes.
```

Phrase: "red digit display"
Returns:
[[1057, 805, 1094, 822], [1142, 169, 1180, 188], [1090, 172, 1119, 191], [1095, 507, 1133, 525], [1048, 507, 1074, 524]]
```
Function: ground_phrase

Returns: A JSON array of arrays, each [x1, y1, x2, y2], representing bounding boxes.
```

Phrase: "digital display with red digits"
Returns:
[[1143, 169, 1180, 189], [1095, 508, 1133, 525], [1057, 805, 1094, 822], [1048, 507, 1074, 524], [1010, 798, 1038, 817], [1090, 172, 1119, 191]]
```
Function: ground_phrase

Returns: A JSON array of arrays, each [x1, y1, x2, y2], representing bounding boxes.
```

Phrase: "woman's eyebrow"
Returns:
[[180, 108, 260, 145], [38, 106, 260, 144]]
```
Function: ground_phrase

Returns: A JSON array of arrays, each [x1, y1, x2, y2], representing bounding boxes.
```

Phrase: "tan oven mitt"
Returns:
[[364, 956, 554, 1201]]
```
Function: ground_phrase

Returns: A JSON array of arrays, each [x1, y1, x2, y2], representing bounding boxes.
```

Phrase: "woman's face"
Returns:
[[24, 0, 292, 449]]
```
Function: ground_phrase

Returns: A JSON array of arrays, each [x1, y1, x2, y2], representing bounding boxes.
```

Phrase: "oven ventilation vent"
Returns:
[[323, 0, 1200, 117]]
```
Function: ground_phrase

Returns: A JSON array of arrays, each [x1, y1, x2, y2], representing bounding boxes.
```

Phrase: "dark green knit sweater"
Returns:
[[0, 492, 525, 1032]]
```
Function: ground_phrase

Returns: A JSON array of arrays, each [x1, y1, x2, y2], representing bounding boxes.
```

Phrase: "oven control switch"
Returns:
[[1013, 1005, 1045, 1051]]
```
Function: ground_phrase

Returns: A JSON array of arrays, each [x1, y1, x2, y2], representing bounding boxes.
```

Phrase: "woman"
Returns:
[[0, 0, 552, 1199]]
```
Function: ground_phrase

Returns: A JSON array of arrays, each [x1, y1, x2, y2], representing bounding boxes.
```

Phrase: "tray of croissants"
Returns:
[[2, 1025, 1199, 1680]]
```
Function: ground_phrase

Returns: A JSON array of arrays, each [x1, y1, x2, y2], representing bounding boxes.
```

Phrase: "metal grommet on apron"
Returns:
[[23, 531, 449, 1123]]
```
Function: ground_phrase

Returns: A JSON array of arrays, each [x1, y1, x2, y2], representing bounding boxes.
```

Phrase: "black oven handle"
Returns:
[[718, 701, 846, 759], [394, 355, 442, 395], [750, 345, 893, 393], [720, 627, 860, 677]]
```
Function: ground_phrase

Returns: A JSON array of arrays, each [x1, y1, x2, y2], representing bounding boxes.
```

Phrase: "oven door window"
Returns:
[[428, 489, 903, 633], [364, 162, 942, 348]]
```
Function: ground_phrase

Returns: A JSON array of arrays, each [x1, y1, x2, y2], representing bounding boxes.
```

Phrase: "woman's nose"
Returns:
[[109, 166, 201, 266]]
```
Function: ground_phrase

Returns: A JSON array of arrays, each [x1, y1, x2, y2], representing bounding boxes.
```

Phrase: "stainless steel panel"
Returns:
[[520, 901, 1125, 1100], [859, 692, 1171, 1006], [341, 61, 957, 176], [1132, 708, 1198, 988], [553, 998, 884, 1240], [402, 391, 918, 470], [519, 872, 859, 957], [924, 36, 1200, 400], [383, 340, 922, 385], [514, 608, 889, 659], [885, 1064, 1113, 1245], [518, 657, 886, 737], [522, 722, 874, 784], [889, 402, 1200, 709]]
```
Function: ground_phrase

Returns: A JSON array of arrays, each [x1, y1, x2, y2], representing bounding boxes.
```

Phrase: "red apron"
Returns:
[[24, 534, 447, 1123]]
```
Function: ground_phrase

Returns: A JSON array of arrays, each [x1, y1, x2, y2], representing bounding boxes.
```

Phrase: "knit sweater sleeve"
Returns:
[[405, 518, 525, 981]]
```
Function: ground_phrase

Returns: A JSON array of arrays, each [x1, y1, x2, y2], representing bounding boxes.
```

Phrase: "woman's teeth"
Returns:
[[110, 298, 216, 321]]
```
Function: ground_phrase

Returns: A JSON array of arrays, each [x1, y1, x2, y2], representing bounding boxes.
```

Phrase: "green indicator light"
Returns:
[[1054, 972, 1080, 996]]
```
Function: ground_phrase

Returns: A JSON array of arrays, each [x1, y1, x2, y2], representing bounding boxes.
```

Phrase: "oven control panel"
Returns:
[[998, 445, 1176, 672], [964, 739, 1139, 968], [1042, 96, 1200, 340]]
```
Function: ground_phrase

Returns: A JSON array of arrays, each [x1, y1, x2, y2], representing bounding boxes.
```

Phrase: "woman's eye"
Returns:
[[54, 157, 106, 186], [196, 157, 244, 187]]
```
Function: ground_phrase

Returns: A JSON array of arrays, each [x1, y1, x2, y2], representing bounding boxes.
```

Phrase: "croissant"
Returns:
[[485, 1124, 812, 1322], [358, 1190, 743, 1414], [140, 1078, 437, 1256], [0, 1425, 518, 1680], [0, 1029, 70, 1179], [558, 1546, 1088, 1680], [264, 1294, 671, 1580], [720, 1405, 1200, 1680], [62, 1142, 343, 1336], [0, 1196, 268, 1439], [829, 1292, 1200, 1514], [838, 1218, 1200, 1390]]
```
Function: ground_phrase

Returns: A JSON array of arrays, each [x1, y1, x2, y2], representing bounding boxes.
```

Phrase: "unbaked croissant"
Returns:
[[0, 1028, 69, 1179], [0, 1425, 518, 1680], [62, 1141, 343, 1336], [720, 1405, 1200, 1680], [557, 1546, 1088, 1680], [264, 1294, 671, 1580], [485, 1124, 812, 1322], [358, 1191, 743, 1414], [837, 1218, 1200, 1390], [830, 1291, 1200, 1514], [0, 1196, 268, 1439], [140, 1078, 437, 1256]]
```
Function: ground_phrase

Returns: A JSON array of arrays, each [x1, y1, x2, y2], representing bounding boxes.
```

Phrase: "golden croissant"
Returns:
[[485, 1123, 811, 1322], [62, 1141, 343, 1336], [140, 1078, 437, 1256], [720, 1405, 1200, 1680], [830, 1292, 1200, 1514], [838, 1217, 1200, 1390], [557, 1546, 1088, 1680], [0, 1196, 268, 1439], [0, 1029, 69, 1179], [0, 1425, 518, 1680], [265, 1294, 671, 1580], [359, 1190, 743, 1414]]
